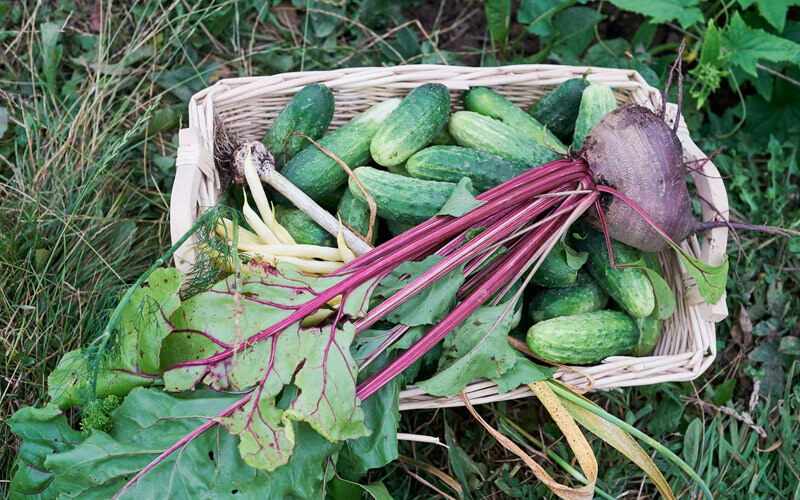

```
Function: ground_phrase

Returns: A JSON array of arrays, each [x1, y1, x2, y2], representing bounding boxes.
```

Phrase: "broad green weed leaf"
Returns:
[[723, 12, 800, 75], [40, 22, 62, 93], [607, 0, 703, 28], [417, 304, 517, 396], [484, 0, 511, 49], [518, 0, 570, 37], [682, 418, 702, 469], [749, 0, 800, 32], [437, 177, 483, 217], [713, 378, 737, 405]]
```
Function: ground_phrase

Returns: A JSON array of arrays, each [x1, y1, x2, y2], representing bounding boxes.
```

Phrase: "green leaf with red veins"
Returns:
[[118, 267, 184, 375], [159, 263, 370, 470], [416, 303, 518, 396]]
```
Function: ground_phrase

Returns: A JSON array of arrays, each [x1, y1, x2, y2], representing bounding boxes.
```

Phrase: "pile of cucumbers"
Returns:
[[248, 76, 669, 366]]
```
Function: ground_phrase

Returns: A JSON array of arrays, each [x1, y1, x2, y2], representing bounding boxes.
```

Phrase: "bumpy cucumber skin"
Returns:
[[531, 241, 580, 288], [406, 146, 529, 192], [274, 205, 335, 247], [349, 167, 456, 224], [528, 272, 608, 323], [526, 310, 639, 365], [264, 84, 335, 169], [338, 189, 378, 245], [528, 78, 590, 144], [579, 230, 655, 318], [449, 111, 559, 166], [464, 87, 566, 153], [281, 99, 401, 201], [370, 83, 451, 167], [572, 83, 618, 149], [631, 251, 664, 356]]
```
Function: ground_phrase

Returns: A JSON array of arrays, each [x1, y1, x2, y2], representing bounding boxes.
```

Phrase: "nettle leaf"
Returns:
[[45, 388, 340, 499], [723, 12, 800, 76], [47, 268, 182, 409], [372, 255, 465, 327], [437, 177, 483, 218], [494, 352, 556, 394], [7, 406, 82, 499], [606, 0, 703, 28], [417, 304, 518, 396], [748, 0, 800, 32], [160, 264, 369, 471]]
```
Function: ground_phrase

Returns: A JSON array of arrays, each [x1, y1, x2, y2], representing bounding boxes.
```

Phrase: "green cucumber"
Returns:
[[577, 229, 655, 318], [528, 272, 608, 323], [370, 83, 451, 167], [631, 252, 664, 356], [264, 83, 335, 169], [338, 189, 378, 245], [349, 167, 456, 224], [528, 77, 590, 144], [281, 98, 401, 201], [464, 87, 566, 154], [406, 146, 529, 192], [532, 241, 582, 288], [274, 205, 335, 247], [573, 83, 617, 149], [526, 310, 639, 365], [449, 111, 559, 166], [430, 121, 457, 145]]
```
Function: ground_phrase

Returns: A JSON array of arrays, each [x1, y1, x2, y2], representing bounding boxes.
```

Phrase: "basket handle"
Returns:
[[665, 103, 729, 323]]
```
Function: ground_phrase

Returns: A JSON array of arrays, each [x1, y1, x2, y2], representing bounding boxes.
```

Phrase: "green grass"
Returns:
[[1, 1, 799, 498]]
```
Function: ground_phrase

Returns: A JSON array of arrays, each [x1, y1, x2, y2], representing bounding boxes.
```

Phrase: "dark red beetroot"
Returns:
[[582, 105, 695, 252]]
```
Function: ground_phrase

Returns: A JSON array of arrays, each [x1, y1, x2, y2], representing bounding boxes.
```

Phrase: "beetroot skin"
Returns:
[[582, 105, 697, 252]]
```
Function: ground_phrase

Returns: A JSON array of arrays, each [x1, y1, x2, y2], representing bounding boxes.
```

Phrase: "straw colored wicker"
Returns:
[[170, 64, 729, 410]]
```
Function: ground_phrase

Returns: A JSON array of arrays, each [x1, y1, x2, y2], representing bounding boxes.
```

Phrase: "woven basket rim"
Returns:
[[169, 64, 729, 406]]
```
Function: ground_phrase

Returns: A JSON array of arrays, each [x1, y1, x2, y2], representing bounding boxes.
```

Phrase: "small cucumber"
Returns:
[[370, 83, 451, 167], [449, 111, 560, 166], [528, 77, 590, 144], [274, 205, 335, 247], [338, 189, 378, 245], [430, 121, 457, 145], [464, 87, 566, 154], [573, 83, 617, 149], [526, 310, 639, 365], [577, 229, 655, 318], [406, 146, 529, 192], [528, 272, 608, 323], [631, 252, 664, 356], [349, 167, 456, 224], [281, 98, 401, 201], [264, 83, 335, 169], [532, 240, 582, 288]]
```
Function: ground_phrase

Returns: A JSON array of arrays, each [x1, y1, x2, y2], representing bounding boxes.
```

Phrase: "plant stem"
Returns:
[[546, 380, 714, 500]]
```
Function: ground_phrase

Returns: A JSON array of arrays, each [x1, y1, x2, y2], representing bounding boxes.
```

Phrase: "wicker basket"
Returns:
[[170, 65, 729, 409]]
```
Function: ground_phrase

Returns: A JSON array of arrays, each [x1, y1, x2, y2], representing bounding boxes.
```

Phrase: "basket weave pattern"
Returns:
[[171, 65, 729, 410]]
